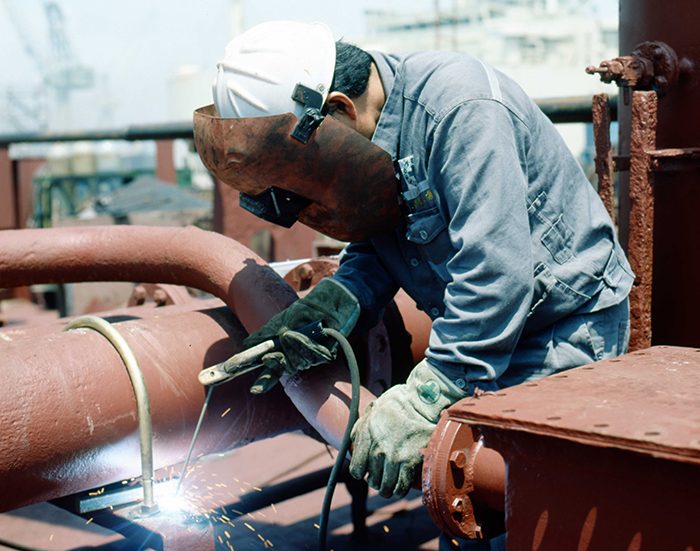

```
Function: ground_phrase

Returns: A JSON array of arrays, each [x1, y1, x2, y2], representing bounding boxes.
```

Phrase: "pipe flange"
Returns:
[[422, 415, 483, 539]]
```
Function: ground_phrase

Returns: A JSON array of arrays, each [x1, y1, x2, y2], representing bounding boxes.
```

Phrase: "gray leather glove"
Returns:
[[242, 277, 360, 394], [349, 359, 467, 498]]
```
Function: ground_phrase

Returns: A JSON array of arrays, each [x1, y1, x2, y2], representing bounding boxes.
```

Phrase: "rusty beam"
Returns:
[[649, 147, 700, 172], [592, 93, 616, 225], [627, 90, 657, 351], [612, 148, 700, 174]]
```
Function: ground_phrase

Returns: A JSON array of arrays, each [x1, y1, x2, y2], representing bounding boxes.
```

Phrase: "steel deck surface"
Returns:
[[448, 345, 700, 462]]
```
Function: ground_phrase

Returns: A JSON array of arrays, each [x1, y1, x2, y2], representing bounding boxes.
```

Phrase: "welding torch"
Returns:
[[178, 321, 328, 495], [197, 320, 326, 386]]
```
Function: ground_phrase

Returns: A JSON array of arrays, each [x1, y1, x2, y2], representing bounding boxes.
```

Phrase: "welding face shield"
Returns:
[[193, 103, 399, 242], [194, 20, 400, 242]]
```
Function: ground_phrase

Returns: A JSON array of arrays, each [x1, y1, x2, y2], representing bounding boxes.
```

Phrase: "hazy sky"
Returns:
[[0, 0, 618, 131]]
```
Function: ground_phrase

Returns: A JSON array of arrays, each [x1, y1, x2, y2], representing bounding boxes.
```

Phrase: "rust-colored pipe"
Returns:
[[0, 299, 308, 513], [0, 226, 376, 506], [0, 225, 295, 332]]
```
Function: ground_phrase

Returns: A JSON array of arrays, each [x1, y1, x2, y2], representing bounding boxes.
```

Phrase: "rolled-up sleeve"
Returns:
[[425, 99, 533, 383]]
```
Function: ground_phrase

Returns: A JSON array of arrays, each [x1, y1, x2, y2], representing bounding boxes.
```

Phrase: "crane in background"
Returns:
[[1, 0, 93, 132]]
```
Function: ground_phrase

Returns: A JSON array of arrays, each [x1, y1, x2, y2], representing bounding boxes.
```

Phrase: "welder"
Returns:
[[194, 20, 633, 550]]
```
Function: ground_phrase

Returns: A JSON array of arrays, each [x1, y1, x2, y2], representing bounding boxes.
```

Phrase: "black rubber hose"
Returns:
[[317, 328, 361, 551]]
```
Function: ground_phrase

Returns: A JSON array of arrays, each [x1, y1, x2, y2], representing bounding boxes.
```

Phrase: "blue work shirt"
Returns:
[[332, 50, 634, 387]]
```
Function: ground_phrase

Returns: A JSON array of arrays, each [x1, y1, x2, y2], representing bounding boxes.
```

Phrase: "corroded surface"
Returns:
[[627, 91, 657, 351], [422, 418, 506, 540], [448, 346, 700, 550], [592, 93, 616, 225], [447, 346, 700, 458]]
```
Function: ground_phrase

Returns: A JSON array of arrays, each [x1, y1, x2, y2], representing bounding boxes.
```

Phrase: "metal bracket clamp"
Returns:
[[290, 83, 325, 144], [63, 315, 159, 516]]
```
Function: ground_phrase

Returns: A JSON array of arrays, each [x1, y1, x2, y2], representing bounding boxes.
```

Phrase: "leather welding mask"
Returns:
[[193, 104, 400, 243]]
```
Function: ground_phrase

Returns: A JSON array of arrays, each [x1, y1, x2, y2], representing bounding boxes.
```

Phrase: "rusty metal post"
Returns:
[[155, 139, 177, 184], [0, 145, 17, 230], [618, 0, 700, 348], [627, 91, 657, 351], [592, 93, 616, 225]]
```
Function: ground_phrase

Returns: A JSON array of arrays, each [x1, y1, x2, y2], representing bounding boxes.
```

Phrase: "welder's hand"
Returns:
[[243, 278, 360, 394], [349, 359, 468, 498]]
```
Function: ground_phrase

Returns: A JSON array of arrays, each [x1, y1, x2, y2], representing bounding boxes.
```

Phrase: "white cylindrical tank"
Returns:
[[46, 142, 72, 177], [71, 141, 97, 176], [95, 141, 122, 174]]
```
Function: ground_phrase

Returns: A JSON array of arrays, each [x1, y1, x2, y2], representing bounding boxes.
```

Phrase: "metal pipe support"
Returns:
[[63, 315, 158, 515]]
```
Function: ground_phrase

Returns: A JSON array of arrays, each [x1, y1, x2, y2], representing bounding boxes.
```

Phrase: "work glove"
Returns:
[[242, 277, 360, 394], [349, 359, 468, 498]]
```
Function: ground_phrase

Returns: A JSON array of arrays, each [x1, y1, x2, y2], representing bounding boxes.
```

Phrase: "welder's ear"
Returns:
[[325, 92, 358, 121]]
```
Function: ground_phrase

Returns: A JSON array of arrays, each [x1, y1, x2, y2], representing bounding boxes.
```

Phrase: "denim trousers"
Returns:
[[439, 297, 630, 550]]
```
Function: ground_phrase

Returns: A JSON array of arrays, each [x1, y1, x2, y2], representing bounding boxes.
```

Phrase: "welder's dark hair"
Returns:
[[329, 41, 372, 98]]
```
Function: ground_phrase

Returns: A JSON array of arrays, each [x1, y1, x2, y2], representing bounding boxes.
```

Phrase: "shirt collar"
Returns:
[[368, 51, 402, 160]]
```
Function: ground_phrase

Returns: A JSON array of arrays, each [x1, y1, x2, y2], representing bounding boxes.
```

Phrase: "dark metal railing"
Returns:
[[0, 96, 616, 146], [0, 121, 194, 146]]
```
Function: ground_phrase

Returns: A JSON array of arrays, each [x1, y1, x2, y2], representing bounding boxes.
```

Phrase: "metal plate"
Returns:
[[447, 346, 700, 463]]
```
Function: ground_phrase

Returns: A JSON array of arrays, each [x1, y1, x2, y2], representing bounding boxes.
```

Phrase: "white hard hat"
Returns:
[[213, 21, 336, 120]]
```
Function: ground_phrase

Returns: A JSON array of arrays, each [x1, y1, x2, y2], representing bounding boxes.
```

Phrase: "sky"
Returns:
[[0, 0, 618, 132]]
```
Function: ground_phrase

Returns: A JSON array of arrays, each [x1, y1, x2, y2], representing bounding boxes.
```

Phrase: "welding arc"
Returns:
[[317, 328, 361, 551], [176, 385, 214, 495]]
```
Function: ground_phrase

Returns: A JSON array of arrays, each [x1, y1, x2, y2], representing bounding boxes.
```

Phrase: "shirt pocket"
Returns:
[[406, 206, 447, 245], [528, 191, 574, 265], [541, 214, 574, 264], [405, 206, 453, 284], [526, 261, 591, 334]]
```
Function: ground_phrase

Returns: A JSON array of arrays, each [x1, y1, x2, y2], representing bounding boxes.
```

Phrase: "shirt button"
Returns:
[[454, 378, 467, 389], [410, 258, 420, 267], [419, 230, 428, 240], [430, 307, 440, 317]]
